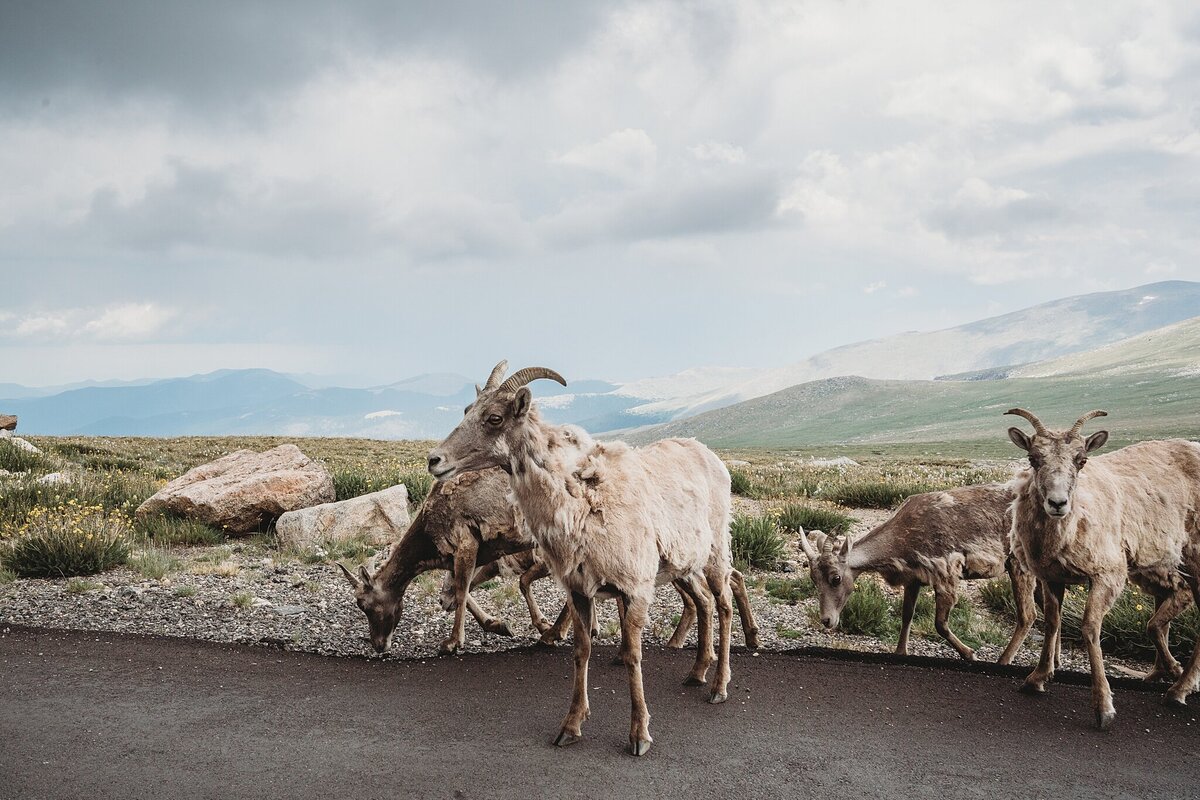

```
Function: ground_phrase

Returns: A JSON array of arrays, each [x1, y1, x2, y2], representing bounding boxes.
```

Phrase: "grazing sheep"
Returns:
[[799, 483, 1039, 664], [428, 362, 751, 756], [1005, 408, 1200, 729], [339, 466, 535, 655]]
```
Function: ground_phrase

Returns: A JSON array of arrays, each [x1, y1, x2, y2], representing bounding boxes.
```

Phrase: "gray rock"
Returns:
[[274, 604, 306, 616], [275, 484, 410, 551], [135, 444, 334, 535], [7, 436, 39, 453]]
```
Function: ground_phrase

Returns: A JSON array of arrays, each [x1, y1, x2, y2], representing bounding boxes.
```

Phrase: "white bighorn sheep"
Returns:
[[428, 361, 749, 757], [1005, 408, 1200, 729], [799, 483, 1038, 664], [339, 466, 537, 655]]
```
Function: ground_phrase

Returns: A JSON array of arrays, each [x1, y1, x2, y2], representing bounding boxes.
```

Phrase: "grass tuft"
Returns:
[[136, 515, 225, 547], [0, 440, 44, 473], [4, 504, 131, 578], [130, 547, 182, 580], [729, 513, 786, 572], [837, 579, 896, 638], [764, 576, 816, 605], [776, 504, 856, 535], [823, 480, 942, 509], [398, 469, 434, 507]]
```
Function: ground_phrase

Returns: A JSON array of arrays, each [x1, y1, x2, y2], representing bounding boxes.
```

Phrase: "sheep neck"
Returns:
[[376, 508, 444, 598], [505, 420, 585, 562]]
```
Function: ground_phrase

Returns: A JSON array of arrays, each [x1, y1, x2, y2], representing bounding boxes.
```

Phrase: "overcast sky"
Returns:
[[2, 1, 1198, 387]]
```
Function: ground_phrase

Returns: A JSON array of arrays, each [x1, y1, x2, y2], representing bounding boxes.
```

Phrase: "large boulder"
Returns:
[[0, 415, 16, 431], [136, 444, 334, 535], [275, 484, 410, 551]]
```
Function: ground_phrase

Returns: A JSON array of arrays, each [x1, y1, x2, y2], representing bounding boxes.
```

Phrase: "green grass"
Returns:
[[729, 468, 756, 497], [730, 513, 786, 571], [823, 480, 942, 509], [764, 576, 816, 605], [837, 579, 895, 638], [0, 564, 15, 585], [295, 534, 376, 565], [776, 503, 856, 535], [0, 439, 44, 473], [136, 515, 225, 547], [0, 471, 159, 530], [397, 469, 434, 506], [231, 591, 254, 609], [979, 578, 1017, 616], [1059, 585, 1200, 661], [173, 584, 198, 598], [900, 590, 1008, 649], [65, 578, 104, 594], [129, 547, 182, 580], [776, 625, 806, 640]]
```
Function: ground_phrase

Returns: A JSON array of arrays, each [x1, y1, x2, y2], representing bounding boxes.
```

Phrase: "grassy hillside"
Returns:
[[626, 371, 1199, 452]]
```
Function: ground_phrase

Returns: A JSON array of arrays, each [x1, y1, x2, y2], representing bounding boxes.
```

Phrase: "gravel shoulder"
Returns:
[[0, 500, 1156, 679]]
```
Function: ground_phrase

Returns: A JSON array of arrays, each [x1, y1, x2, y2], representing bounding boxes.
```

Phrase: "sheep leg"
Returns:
[[704, 566, 734, 704], [554, 592, 594, 748], [675, 577, 714, 686], [463, 593, 514, 637], [618, 593, 653, 756], [1144, 587, 1189, 682], [896, 583, 920, 657], [440, 538, 479, 655], [1023, 581, 1065, 693], [518, 561, 553, 634], [538, 603, 572, 647], [611, 596, 628, 665], [1164, 575, 1200, 707], [666, 584, 698, 649], [1081, 574, 1124, 730], [999, 565, 1038, 665], [730, 569, 760, 650], [934, 583, 976, 661]]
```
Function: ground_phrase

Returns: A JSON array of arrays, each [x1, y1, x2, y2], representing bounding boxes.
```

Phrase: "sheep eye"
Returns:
[[830, 575, 841, 586], [1075, 456, 1088, 469], [486, 414, 504, 427]]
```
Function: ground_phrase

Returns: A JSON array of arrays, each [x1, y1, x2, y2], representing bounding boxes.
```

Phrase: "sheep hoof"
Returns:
[[1019, 680, 1047, 695], [553, 730, 582, 748], [1162, 694, 1188, 710], [708, 691, 728, 705], [746, 632, 760, 651], [1096, 710, 1116, 731], [438, 639, 461, 655], [536, 637, 560, 649], [483, 620, 514, 637], [628, 738, 652, 757], [683, 675, 706, 687]]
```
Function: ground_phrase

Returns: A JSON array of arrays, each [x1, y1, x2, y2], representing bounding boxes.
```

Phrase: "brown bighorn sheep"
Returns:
[[339, 466, 536, 654], [428, 361, 749, 756], [799, 483, 1038, 664], [1005, 408, 1200, 729]]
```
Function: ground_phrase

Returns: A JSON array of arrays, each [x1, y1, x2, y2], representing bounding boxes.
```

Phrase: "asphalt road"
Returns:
[[1, 626, 1196, 800]]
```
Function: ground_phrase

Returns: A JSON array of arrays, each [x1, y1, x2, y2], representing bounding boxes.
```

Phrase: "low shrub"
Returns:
[[730, 513, 786, 571], [837, 579, 896, 638], [979, 578, 1017, 616], [900, 590, 1008, 649], [729, 469, 758, 498], [5, 504, 131, 577], [130, 547, 181, 580], [776, 504, 855, 535], [1059, 584, 1200, 661]]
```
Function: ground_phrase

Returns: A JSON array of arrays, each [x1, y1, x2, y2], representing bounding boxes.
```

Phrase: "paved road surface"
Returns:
[[1, 626, 1196, 799]]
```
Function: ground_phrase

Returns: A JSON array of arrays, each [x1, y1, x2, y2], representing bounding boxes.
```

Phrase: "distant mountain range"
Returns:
[[3, 280, 1199, 441]]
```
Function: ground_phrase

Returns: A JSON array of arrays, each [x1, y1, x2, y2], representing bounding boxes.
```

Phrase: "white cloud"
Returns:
[[83, 303, 175, 340], [14, 313, 70, 338], [555, 128, 658, 183], [689, 141, 746, 164], [863, 281, 887, 294]]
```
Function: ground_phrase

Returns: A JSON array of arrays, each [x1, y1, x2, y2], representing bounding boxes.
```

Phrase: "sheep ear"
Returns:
[[338, 562, 360, 588], [839, 536, 853, 560], [512, 386, 533, 418], [1085, 430, 1108, 453], [358, 564, 373, 586], [475, 384, 483, 397], [797, 528, 816, 559], [1008, 427, 1032, 452]]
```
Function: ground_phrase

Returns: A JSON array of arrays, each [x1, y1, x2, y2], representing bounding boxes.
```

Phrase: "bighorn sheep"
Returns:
[[428, 361, 750, 756], [799, 483, 1038, 664], [1005, 408, 1200, 729], [339, 466, 537, 654]]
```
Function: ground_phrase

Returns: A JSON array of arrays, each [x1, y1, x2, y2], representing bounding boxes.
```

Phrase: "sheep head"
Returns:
[[798, 528, 855, 630], [428, 360, 567, 480], [1004, 408, 1109, 518], [339, 562, 403, 654]]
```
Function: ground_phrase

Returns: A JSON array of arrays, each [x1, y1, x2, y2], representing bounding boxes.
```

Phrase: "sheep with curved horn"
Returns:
[[799, 482, 1040, 663], [428, 360, 753, 756], [1005, 408, 1200, 729]]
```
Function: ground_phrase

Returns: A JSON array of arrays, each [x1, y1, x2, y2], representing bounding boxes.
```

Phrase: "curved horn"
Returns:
[[337, 562, 360, 588], [819, 532, 834, 555], [1004, 408, 1049, 437], [797, 528, 817, 560], [483, 360, 509, 390], [1068, 410, 1108, 437], [498, 367, 567, 395]]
